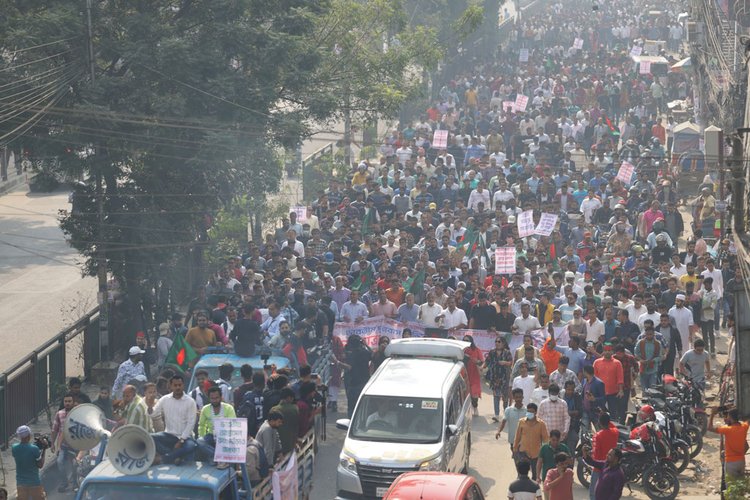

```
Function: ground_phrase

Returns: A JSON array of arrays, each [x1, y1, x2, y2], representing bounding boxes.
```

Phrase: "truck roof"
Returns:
[[80, 461, 234, 490]]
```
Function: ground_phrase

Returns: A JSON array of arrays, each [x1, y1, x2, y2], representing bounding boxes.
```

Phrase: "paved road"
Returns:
[[0, 186, 96, 372]]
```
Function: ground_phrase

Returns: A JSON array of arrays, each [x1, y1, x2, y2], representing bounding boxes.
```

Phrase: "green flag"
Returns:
[[403, 269, 425, 294], [352, 264, 375, 292], [361, 208, 374, 236], [165, 333, 198, 372], [456, 228, 479, 256]]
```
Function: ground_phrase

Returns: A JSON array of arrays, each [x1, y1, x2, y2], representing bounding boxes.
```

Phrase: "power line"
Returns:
[[0, 49, 74, 74], [3, 36, 82, 55]]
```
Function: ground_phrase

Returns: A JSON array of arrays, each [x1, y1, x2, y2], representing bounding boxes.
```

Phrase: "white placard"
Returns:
[[291, 205, 308, 222], [639, 61, 651, 74], [573, 38, 584, 49], [502, 101, 516, 113], [432, 130, 448, 149], [535, 213, 558, 236], [515, 94, 529, 112], [213, 418, 248, 464], [630, 45, 643, 57], [517, 209, 535, 238], [616, 162, 635, 185], [519, 48, 529, 63], [495, 247, 517, 275]]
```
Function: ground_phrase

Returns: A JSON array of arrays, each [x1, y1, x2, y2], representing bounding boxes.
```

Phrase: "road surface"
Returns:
[[0, 186, 96, 372]]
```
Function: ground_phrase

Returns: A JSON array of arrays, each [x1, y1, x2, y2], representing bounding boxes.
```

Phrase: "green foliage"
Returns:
[[725, 476, 750, 500]]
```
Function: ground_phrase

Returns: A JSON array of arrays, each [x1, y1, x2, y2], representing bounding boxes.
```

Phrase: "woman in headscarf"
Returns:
[[463, 335, 485, 417], [484, 336, 513, 422], [343, 335, 372, 418]]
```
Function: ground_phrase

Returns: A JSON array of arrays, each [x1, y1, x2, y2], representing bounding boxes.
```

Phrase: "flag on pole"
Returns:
[[165, 333, 198, 372], [457, 228, 480, 255], [403, 269, 425, 294]]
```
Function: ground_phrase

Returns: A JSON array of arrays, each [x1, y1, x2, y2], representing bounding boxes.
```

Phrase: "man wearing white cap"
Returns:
[[112, 345, 147, 400], [668, 294, 694, 355], [12, 425, 46, 499]]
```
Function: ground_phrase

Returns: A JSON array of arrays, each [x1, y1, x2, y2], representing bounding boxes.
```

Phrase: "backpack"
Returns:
[[248, 440, 270, 478], [238, 390, 265, 437]]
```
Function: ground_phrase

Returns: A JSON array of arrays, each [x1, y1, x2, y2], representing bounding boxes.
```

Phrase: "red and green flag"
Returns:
[[352, 264, 375, 292], [403, 269, 425, 294], [165, 333, 198, 372], [456, 228, 480, 256], [361, 208, 375, 236]]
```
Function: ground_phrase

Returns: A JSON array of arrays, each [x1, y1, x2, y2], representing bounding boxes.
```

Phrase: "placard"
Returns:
[[495, 247, 517, 275], [616, 161, 635, 185], [514, 94, 529, 112], [630, 45, 643, 57], [639, 61, 651, 74], [432, 129, 449, 149], [517, 209, 535, 238], [535, 213, 558, 236], [502, 101, 516, 113], [519, 48, 529, 63], [291, 205, 308, 222], [573, 38, 584, 49], [213, 418, 248, 464]]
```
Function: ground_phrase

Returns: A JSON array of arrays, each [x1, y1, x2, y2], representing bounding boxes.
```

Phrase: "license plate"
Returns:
[[376, 487, 388, 497]]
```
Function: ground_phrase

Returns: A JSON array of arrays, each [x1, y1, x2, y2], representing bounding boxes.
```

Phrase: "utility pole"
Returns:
[[86, 0, 108, 360]]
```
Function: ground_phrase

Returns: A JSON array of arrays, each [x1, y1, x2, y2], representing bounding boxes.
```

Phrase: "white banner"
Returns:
[[639, 61, 651, 74], [495, 247, 517, 275], [630, 45, 643, 57], [616, 162, 635, 185], [573, 38, 583, 49], [213, 418, 248, 464], [517, 209, 535, 238], [519, 48, 529, 62], [535, 213, 558, 236], [432, 130, 448, 149], [514, 94, 529, 112]]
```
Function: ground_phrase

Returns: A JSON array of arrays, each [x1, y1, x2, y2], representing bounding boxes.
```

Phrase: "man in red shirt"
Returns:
[[593, 344, 624, 422], [589, 412, 620, 500]]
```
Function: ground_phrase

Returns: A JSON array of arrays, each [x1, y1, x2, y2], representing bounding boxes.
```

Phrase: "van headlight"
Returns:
[[419, 456, 442, 471], [339, 453, 358, 475]]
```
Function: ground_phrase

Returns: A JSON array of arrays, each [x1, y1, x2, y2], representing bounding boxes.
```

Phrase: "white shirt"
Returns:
[[152, 392, 197, 440], [441, 307, 468, 330], [467, 189, 491, 212], [669, 305, 694, 348], [530, 387, 549, 406], [626, 305, 647, 322], [637, 312, 661, 332], [580, 197, 602, 223], [281, 239, 305, 257], [512, 375, 536, 406], [419, 303, 443, 328], [585, 319, 605, 343], [514, 315, 542, 334], [670, 264, 687, 278], [701, 268, 724, 297], [493, 189, 515, 209]]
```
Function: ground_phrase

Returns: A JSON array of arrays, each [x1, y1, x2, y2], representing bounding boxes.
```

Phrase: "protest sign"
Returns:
[[534, 213, 558, 236], [639, 61, 651, 74], [616, 161, 635, 185], [630, 45, 642, 57], [213, 418, 248, 463], [333, 316, 425, 347], [517, 209, 535, 238], [519, 48, 529, 62], [514, 94, 529, 112], [573, 38, 583, 49], [291, 205, 308, 222], [432, 129, 448, 149], [502, 101, 516, 113], [495, 247, 517, 275]]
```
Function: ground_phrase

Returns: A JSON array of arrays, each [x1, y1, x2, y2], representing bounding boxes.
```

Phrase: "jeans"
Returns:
[[56, 448, 75, 487], [640, 372, 658, 391], [530, 457, 538, 481], [196, 433, 216, 462], [701, 320, 716, 353], [611, 394, 629, 423], [566, 429, 579, 456], [605, 394, 619, 419], [589, 469, 600, 500], [152, 432, 197, 463], [714, 306, 721, 331]]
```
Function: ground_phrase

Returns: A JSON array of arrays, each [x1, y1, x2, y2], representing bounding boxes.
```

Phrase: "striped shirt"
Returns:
[[537, 398, 571, 435], [122, 395, 153, 433]]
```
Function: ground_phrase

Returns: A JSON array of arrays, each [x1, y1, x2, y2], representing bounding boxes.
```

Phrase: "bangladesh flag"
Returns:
[[352, 264, 375, 292], [456, 228, 480, 256], [403, 269, 425, 294], [165, 333, 198, 372]]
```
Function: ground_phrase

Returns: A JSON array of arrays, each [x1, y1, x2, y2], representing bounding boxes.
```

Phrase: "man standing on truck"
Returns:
[[150, 374, 197, 465], [271, 388, 299, 455]]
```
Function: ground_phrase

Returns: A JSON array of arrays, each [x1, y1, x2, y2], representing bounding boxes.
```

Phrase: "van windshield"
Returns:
[[350, 395, 443, 443]]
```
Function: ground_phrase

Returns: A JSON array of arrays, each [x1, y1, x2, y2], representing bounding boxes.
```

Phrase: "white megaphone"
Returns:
[[63, 404, 111, 451], [106, 424, 156, 475]]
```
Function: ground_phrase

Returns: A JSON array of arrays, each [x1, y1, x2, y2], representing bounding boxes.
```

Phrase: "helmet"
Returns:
[[638, 405, 656, 421]]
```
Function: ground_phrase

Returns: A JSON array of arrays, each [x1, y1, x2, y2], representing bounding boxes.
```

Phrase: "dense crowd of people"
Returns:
[[12, 0, 750, 499]]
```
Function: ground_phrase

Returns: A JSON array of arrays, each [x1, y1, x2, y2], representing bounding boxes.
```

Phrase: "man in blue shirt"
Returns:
[[12, 425, 46, 499]]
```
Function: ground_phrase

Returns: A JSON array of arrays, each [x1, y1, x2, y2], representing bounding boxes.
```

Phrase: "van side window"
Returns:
[[457, 375, 468, 402], [447, 384, 461, 424]]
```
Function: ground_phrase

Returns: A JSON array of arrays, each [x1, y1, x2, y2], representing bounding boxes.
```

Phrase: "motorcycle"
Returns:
[[578, 424, 681, 500]]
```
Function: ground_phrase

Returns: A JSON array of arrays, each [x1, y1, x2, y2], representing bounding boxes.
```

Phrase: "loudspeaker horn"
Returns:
[[106, 424, 156, 475], [62, 403, 111, 451]]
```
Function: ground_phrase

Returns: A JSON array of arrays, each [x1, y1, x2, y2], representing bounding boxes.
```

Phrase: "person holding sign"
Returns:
[[196, 386, 237, 466]]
